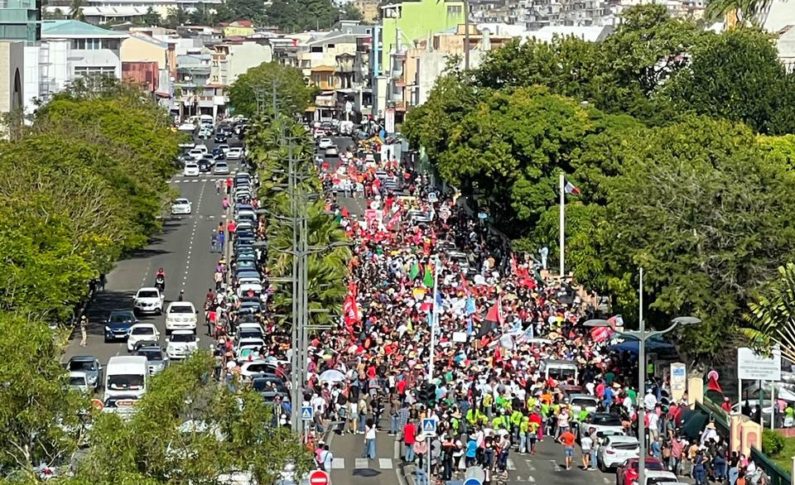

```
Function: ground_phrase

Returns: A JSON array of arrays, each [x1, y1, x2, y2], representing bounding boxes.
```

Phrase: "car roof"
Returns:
[[171, 329, 196, 335], [131, 323, 156, 328], [138, 345, 162, 352], [137, 287, 159, 292], [110, 309, 135, 314], [607, 435, 638, 443], [645, 471, 677, 478], [69, 355, 98, 362], [168, 301, 195, 308]]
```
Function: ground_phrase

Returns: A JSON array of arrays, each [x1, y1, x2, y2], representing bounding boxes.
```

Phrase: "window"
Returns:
[[447, 5, 463, 16], [310, 46, 323, 53], [73, 66, 116, 78], [72, 38, 109, 50], [326, 43, 335, 49]]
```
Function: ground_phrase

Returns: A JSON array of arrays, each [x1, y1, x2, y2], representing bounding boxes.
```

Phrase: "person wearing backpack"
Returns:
[[317, 444, 333, 471]]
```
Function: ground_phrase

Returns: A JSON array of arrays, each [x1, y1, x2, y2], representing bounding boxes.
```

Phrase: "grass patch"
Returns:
[[769, 435, 795, 471]]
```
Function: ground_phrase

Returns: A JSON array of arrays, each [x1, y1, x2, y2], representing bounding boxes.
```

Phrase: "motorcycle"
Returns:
[[155, 275, 165, 293]]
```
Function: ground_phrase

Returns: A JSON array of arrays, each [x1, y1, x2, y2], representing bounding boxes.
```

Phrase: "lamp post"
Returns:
[[584, 269, 701, 485]]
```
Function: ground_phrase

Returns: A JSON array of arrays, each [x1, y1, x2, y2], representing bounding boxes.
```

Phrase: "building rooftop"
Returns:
[[42, 19, 128, 38]]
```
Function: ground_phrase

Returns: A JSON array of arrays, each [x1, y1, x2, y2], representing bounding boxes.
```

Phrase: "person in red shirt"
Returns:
[[403, 420, 417, 463], [558, 429, 576, 470]]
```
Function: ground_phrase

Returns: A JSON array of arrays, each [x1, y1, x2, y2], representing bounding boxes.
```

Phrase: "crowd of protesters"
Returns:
[[202, 128, 773, 485]]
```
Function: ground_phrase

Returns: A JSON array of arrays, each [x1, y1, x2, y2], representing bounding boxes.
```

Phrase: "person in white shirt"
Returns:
[[644, 389, 658, 411], [362, 418, 377, 459]]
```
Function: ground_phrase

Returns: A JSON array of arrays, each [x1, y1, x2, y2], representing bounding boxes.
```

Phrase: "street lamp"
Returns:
[[584, 268, 701, 485]]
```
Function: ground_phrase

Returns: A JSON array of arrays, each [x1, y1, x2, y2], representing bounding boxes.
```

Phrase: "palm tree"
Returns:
[[69, 0, 85, 20], [267, 201, 350, 325], [744, 263, 795, 363], [704, 0, 771, 26]]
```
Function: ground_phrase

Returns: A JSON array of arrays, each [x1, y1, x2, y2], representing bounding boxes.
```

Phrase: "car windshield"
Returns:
[[171, 333, 196, 343], [107, 374, 144, 390], [239, 331, 262, 339], [109, 312, 134, 323], [592, 414, 622, 426], [69, 360, 95, 371], [647, 477, 676, 485], [253, 378, 286, 393], [132, 327, 154, 335], [138, 291, 158, 298], [631, 460, 665, 471], [175, 199, 188, 204], [572, 398, 597, 407], [139, 349, 163, 360], [69, 376, 87, 386], [170, 305, 194, 314]]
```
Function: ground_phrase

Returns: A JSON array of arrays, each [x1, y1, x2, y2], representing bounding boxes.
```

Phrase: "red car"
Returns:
[[616, 457, 666, 485]]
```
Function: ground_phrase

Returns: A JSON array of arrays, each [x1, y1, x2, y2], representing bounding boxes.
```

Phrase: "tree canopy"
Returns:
[[406, 5, 795, 360], [265, 0, 338, 32], [228, 62, 312, 118]]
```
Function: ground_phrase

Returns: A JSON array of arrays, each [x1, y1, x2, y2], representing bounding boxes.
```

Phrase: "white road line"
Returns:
[[378, 458, 392, 469], [354, 458, 369, 469], [331, 458, 345, 469], [527, 476, 536, 482], [394, 439, 400, 459], [506, 459, 516, 470]]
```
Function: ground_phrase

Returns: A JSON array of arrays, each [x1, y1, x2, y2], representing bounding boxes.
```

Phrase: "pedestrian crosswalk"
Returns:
[[327, 457, 514, 471], [327, 458, 396, 469]]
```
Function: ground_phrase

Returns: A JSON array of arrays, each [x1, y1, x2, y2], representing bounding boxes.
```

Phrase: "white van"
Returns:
[[104, 355, 147, 400], [540, 359, 580, 391]]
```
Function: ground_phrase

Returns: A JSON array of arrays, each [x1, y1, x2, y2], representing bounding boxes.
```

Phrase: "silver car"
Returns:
[[137, 345, 168, 376], [66, 355, 102, 391]]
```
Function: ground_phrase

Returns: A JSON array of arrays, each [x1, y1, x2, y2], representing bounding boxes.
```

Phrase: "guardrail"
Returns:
[[750, 446, 791, 485]]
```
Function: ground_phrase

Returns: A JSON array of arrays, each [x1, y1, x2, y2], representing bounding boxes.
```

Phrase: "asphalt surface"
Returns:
[[63, 138, 238, 372]]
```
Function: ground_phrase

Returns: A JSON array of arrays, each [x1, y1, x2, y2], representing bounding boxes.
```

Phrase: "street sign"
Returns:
[[308, 469, 330, 485], [463, 478, 482, 485], [421, 418, 437, 435], [301, 406, 314, 421]]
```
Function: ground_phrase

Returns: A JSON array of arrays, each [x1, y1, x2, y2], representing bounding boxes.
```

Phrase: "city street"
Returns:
[[63, 171, 228, 367]]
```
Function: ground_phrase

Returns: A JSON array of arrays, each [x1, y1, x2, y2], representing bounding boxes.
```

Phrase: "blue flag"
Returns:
[[465, 296, 476, 316]]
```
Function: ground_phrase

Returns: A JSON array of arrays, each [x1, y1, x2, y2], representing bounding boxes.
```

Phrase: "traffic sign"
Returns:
[[301, 406, 314, 421], [421, 418, 437, 435], [90, 398, 104, 411], [308, 469, 330, 485], [463, 478, 482, 485]]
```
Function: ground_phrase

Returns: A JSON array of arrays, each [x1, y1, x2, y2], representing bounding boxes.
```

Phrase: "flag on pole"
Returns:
[[485, 296, 504, 325], [423, 263, 435, 288], [564, 180, 581, 196]]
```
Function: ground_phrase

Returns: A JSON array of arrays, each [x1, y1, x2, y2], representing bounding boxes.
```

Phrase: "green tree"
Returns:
[[72, 353, 311, 484], [228, 62, 311, 118], [138, 6, 162, 26], [340, 3, 363, 21], [744, 263, 795, 364], [163, 6, 189, 28], [188, 3, 215, 25], [663, 28, 795, 135], [214, 0, 267, 24], [592, 116, 795, 359], [265, 0, 337, 32], [0, 316, 87, 478], [704, 0, 770, 25]]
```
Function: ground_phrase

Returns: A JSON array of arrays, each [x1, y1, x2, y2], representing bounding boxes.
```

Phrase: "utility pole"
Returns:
[[464, 0, 471, 71]]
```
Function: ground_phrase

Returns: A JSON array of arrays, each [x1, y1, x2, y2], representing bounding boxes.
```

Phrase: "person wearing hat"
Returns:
[[79, 315, 88, 347]]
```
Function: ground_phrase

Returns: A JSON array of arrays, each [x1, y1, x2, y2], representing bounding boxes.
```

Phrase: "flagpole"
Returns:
[[428, 255, 441, 384], [559, 172, 565, 278]]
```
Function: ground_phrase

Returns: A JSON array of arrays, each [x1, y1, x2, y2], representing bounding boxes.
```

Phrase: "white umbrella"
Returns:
[[318, 369, 346, 383]]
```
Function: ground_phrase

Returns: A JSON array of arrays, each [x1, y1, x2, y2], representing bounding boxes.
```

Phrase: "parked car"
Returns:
[[597, 435, 639, 471], [214, 161, 230, 175], [317, 138, 334, 149], [226, 147, 243, 160], [66, 355, 103, 391], [68, 371, 90, 393], [184, 163, 200, 177], [171, 198, 192, 215], [126, 323, 160, 352], [165, 301, 198, 333], [104, 309, 138, 342], [137, 345, 168, 376], [133, 287, 163, 315], [166, 330, 199, 360]]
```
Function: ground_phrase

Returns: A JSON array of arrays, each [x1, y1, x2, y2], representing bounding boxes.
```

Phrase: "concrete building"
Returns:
[[23, 20, 127, 114], [44, 0, 221, 23], [121, 32, 175, 104], [175, 47, 227, 120], [0, 0, 40, 42], [379, 0, 465, 72], [210, 38, 272, 86], [0, 41, 24, 120]]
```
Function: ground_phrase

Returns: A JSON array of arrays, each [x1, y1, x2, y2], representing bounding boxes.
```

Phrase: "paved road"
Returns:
[[63, 161, 236, 370]]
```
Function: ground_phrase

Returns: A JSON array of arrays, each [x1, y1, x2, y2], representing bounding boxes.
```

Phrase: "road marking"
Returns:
[[394, 439, 400, 459], [506, 458, 516, 470], [525, 460, 536, 471], [181, 179, 206, 291], [354, 458, 369, 469], [550, 460, 560, 472], [527, 476, 536, 482], [603, 478, 610, 484], [378, 458, 392, 469], [331, 458, 345, 469]]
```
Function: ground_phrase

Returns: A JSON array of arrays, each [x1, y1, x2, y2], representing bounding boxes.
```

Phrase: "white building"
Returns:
[[23, 20, 127, 115], [44, 0, 222, 22]]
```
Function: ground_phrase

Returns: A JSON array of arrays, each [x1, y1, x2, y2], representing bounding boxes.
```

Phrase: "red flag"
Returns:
[[485, 296, 504, 325]]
